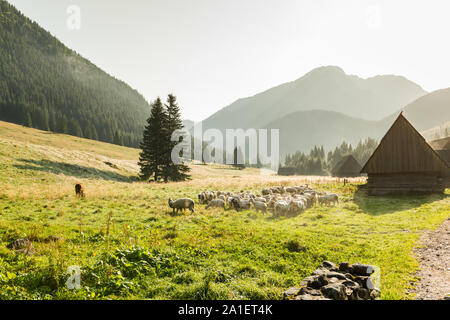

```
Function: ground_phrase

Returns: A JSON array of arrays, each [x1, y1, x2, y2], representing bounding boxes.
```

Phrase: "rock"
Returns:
[[283, 287, 300, 299], [299, 276, 313, 288], [344, 287, 354, 297], [342, 280, 360, 291], [355, 276, 375, 290], [339, 262, 351, 273], [321, 261, 337, 270], [311, 268, 329, 276], [299, 287, 322, 296], [294, 294, 331, 300], [351, 263, 375, 276], [327, 277, 340, 284], [344, 273, 355, 281], [357, 288, 370, 300], [324, 271, 348, 281], [307, 276, 324, 289], [370, 289, 381, 300], [321, 283, 347, 300], [289, 262, 380, 301]]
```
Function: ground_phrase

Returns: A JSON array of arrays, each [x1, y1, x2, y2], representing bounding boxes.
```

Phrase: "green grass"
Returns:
[[0, 121, 448, 300]]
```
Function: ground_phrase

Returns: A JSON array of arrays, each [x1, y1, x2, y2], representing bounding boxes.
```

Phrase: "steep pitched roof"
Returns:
[[331, 155, 362, 175], [361, 113, 449, 174], [429, 136, 450, 150]]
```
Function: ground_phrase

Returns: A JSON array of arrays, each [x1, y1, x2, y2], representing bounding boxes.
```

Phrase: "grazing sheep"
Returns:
[[206, 199, 226, 210], [317, 193, 338, 206], [198, 192, 206, 204], [168, 198, 195, 213], [289, 199, 306, 215], [285, 187, 297, 194], [205, 191, 216, 202], [254, 197, 266, 203], [75, 184, 85, 198], [262, 188, 272, 196], [274, 200, 289, 217], [251, 200, 267, 214], [324, 193, 339, 206], [230, 198, 251, 211]]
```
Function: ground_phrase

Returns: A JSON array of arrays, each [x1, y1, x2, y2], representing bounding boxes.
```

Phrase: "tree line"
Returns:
[[279, 138, 378, 176]]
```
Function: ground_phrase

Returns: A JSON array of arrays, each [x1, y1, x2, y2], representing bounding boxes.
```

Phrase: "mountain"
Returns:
[[0, 1, 149, 147], [383, 88, 450, 132], [262, 89, 450, 157], [200, 66, 426, 132], [263, 110, 388, 157]]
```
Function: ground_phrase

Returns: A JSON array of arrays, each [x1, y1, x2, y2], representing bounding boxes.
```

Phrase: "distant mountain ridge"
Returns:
[[201, 66, 427, 133], [263, 89, 450, 156], [196, 68, 450, 157]]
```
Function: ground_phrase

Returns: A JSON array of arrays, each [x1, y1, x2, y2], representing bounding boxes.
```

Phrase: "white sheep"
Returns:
[[250, 199, 268, 213], [205, 199, 226, 210], [168, 198, 195, 213], [274, 200, 289, 217]]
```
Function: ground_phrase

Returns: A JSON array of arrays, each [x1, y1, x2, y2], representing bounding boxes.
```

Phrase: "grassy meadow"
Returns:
[[0, 121, 448, 300]]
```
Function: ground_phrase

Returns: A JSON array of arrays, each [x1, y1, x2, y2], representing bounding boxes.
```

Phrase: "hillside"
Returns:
[[382, 88, 450, 132], [263, 110, 388, 156], [0, 1, 150, 147], [200, 66, 426, 133]]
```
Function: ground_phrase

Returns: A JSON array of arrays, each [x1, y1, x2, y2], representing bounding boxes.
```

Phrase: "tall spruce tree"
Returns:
[[138, 98, 168, 181], [163, 94, 191, 181]]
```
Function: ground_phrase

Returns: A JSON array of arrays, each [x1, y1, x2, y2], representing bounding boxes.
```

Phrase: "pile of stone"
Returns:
[[283, 261, 380, 300]]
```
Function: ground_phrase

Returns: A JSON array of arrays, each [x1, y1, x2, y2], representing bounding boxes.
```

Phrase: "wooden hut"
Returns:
[[360, 113, 449, 195], [429, 136, 450, 150], [331, 155, 362, 177], [430, 137, 450, 187]]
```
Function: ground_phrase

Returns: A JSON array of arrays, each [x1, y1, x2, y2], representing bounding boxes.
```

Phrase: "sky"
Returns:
[[6, 0, 450, 121]]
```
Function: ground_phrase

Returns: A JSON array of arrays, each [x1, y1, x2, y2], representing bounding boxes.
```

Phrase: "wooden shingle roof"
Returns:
[[429, 136, 450, 150], [331, 155, 362, 176], [361, 113, 449, 174]]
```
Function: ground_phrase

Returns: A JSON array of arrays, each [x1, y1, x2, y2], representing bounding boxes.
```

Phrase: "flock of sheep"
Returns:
[[168, 185, 339, 217]]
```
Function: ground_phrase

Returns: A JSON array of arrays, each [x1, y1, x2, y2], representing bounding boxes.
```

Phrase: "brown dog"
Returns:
[[75, 184, 85, 198]]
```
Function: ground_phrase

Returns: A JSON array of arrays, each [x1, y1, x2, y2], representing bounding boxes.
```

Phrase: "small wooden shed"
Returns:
[[431, 137, 450, 187], [429, 136, 450, 150], [331, 155, 362, 177], [361, 113, 449, 195]]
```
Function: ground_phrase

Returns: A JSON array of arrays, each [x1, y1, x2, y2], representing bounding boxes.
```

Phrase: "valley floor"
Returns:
[[0, 121, 448, 300]]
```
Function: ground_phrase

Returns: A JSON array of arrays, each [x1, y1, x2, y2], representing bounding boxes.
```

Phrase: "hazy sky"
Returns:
[[6, 0, 450, 121]]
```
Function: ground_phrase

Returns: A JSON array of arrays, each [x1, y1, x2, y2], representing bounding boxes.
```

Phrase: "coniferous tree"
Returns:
[[163, 94, 191, 181], [233, 147, 245, 169], [138, 98, 168, 181], [25, 112, 32, 127], [57, 115, 68, 133], [113, 130, 124, 146]]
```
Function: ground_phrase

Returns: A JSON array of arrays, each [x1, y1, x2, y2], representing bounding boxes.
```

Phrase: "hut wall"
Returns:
[[367, 173, 445, 195]]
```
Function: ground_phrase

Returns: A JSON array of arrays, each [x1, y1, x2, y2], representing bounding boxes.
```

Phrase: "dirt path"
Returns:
[[410, 218, 450, 300]]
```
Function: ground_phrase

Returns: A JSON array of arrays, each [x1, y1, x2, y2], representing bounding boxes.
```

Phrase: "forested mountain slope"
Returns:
[[0, 1, 150, 147]]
